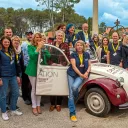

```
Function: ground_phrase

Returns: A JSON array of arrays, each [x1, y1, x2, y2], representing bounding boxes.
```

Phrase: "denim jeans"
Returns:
[[0, 76, 19, 113], [67, 75, 84, 116]]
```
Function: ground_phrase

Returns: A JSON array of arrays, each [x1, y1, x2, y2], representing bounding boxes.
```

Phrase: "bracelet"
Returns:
[[86, 71, 89, 73]]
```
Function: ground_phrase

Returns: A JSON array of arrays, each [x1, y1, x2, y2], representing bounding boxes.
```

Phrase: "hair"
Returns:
[[66, 23, 75, 34], [74, 40, 86, 52], [82, 23, 88, 28], [0, 36, 14, 51], [4, 27, 13, 33], [123, 35, 128, 46], [11, 35, 20, 42], [112, 31, 119, 37], [55, 30, 64, 37], [57, 24, 66, 30], [92, 34, 99, 42], [32, 33, 42, 46], [4, 27, 12, 31], [101, 37, 109, 47]]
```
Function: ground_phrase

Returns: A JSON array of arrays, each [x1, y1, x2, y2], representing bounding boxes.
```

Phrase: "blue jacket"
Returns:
[[122, 45, 128, 68], [0, 50, 20, 78], [65, 33, 78, 47], [76, 31, 92, 44], [67, 51, 90, 78]]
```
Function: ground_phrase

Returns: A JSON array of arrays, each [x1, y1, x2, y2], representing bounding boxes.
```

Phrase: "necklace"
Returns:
[[78, 54, 83, 65], [112, 41, 119, 53], [103, 46, 108, 54], [94, 42, 98, 49]]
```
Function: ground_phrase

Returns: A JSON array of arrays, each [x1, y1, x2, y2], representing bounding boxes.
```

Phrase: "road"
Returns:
[[0, 97, 128, 128]]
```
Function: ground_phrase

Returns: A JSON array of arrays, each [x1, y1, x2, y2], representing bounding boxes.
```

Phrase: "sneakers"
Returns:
[[11, 110, 23, 116], [70, 115, 77, 122], [2, 112, 9, 121], [16, 106, 20, 110]]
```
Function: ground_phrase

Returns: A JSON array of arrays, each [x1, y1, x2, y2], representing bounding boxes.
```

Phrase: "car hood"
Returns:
[[91, 63, 128, 94]]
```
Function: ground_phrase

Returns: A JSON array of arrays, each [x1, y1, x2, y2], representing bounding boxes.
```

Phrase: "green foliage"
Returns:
[[0, 5, 105, 36], [35, 0, 80, 23], [87, 17, 92, 35], [99, 22, 107, 34]]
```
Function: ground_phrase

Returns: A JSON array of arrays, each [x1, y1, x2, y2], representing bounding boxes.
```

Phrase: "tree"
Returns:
[[99, 22, 107, 34], [54, 0, 80, 22], [35, 0, 80, 27], [0, 7, 88, 35], [87, 17, 92, 35]]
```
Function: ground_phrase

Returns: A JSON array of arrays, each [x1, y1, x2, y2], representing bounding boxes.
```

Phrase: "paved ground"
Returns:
[[1, 97, 128, 128]]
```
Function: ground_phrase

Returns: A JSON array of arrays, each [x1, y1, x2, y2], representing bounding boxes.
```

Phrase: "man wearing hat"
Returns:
[[21, 31, 33, 105]]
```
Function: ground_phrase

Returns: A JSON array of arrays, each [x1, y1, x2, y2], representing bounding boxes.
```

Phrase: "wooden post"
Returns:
[[92, 0, 98, 35]]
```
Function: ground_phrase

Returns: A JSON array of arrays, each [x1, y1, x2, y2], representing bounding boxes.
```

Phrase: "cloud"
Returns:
[[101, 13, 119, 21], [98, 0, 128, 26], [99, 13, 120, 26]]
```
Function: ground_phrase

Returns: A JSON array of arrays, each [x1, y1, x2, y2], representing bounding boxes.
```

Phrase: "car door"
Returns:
[[36, 44, 70, 96]]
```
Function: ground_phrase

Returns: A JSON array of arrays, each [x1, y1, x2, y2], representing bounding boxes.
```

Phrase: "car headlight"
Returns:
[[116, 77, 124, 87]]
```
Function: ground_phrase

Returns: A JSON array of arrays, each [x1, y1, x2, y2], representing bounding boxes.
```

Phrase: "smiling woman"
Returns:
[[25, 32, 44, 116], [67, 40, 91, 122], [0, 36, 23, 121]]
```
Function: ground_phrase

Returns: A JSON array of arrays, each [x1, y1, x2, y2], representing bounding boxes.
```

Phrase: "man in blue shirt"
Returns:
[[21, 31, 33, 105], [107, 32, 122, 67]]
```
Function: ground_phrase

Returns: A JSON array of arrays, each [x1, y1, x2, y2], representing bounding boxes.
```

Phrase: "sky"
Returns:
[[0, 0, 128, 27]]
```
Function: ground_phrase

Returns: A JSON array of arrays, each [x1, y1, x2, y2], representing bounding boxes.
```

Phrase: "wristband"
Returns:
[[86, 71, 89, 73]]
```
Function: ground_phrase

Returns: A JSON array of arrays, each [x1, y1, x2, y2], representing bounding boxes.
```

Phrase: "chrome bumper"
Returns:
[[119, 102, 128, 109]]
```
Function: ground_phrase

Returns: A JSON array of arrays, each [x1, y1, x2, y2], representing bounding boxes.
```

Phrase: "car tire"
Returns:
[[84, 88, 111, 117]]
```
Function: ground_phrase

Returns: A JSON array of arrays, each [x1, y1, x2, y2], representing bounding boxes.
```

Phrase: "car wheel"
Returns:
[[84, 88, 111, 117]]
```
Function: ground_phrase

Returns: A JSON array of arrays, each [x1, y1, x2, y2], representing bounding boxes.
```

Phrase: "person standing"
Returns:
[[25, 33, 44, 116], [4, 27, 13, 38], [21, 31, 33, 105], [91, 34, 100, 51], [67, 40, 91, 122], [96, 37, 109, 63], [107, 32, 122, 67], [4, 27, 15, 110], [0, 36, 23, 121], [122, 35, 128, 70], [56, 24, 66, 42], [57, 24, 66, 33], [65, 23, 77, 47], [49, 30, 70, 112], [12, 36, 24, 77], [76, 23, 92, 45]]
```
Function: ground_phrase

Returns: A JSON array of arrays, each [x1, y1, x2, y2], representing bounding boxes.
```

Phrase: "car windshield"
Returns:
[[40, 44, 69, 66]]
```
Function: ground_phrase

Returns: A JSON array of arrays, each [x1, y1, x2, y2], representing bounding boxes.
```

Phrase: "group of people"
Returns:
[[0, 22, 128, 122]]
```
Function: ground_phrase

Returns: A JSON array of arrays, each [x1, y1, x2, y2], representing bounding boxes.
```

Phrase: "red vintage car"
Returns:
[[36, 44, 128, 117]]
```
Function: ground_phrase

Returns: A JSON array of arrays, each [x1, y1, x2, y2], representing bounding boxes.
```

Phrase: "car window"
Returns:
[[40, 45, 69, 66]]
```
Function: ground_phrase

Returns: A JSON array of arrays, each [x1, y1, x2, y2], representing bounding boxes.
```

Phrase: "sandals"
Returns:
[[49, 105, 55, 112], [37, 106, 42, 114], [56, 105, 61, 112], [32, 108, 38, 116]]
